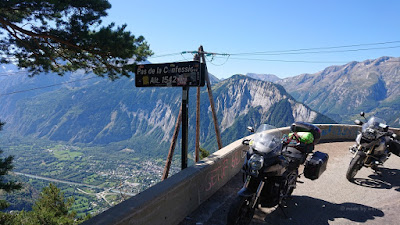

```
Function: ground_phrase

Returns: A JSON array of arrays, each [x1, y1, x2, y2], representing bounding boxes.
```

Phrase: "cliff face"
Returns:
[[213, 75, 328, 130]]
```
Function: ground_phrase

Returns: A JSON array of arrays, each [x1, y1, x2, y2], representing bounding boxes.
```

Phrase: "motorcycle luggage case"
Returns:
[[290, 122, 321, 144], [304, 151, 329, 180], [389, 140, 400, 157]]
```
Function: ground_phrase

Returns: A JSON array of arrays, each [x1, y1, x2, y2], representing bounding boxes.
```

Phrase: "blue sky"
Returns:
[[103, 0, 400, 79]]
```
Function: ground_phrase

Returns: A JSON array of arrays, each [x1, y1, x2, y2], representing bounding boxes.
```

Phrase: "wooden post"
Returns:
[[199, 45, 223, 149], [162, 46, 222, 179], [162, 105, 182, 180], [195, 86, 200, 162], [181, 86, 189, 169], [195, 54, 201, 162]]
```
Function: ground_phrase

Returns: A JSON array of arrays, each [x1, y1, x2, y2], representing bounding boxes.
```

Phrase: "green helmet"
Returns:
[[289, 132, 314, 144]]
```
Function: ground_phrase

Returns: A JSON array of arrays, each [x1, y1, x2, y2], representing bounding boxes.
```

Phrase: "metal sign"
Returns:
[[135, 61, 206, 87]]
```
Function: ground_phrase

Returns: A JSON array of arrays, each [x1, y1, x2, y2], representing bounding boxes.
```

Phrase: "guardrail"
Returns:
[[84, 124, 400, 225]]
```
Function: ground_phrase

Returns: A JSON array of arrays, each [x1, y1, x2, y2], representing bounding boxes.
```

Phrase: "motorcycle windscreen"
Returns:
[[362, 117, 387, 132], [251, 131, 282, 154]]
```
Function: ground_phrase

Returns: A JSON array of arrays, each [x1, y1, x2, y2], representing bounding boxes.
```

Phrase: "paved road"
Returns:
[[14, 172, 136, 197], [180, 142, 400, 225], [14, 172, 100, 189]]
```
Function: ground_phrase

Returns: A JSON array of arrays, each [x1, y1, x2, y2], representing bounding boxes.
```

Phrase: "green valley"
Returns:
[[1, 138, 179, 217]]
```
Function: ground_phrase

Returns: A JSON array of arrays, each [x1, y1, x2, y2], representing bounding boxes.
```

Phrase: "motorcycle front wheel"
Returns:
[[227, 195, 256, 225], [346, 151, 366, 181], [286, 169, 298, 197]]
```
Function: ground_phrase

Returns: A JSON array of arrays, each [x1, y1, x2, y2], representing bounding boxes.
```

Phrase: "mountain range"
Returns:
[[3, 55, 398, 156], [275, 56, 400, 126], [0, 70, 333, 155]]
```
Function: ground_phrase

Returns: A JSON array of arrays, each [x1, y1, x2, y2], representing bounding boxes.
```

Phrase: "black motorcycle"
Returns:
[[227, 122, 328, 225], [346, 112, 400, 181]]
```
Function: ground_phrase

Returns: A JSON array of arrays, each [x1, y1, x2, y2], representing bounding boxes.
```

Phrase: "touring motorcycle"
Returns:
[[227, 122, 328, 225], [346, 112, 400, 181]]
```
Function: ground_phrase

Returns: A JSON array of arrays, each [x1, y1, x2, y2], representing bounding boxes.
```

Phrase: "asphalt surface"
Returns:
[[180, 142, 400, 225]]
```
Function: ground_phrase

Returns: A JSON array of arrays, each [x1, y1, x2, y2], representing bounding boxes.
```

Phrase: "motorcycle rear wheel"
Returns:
[[227, 195, 255, 225], [346, 151, 366, 181]]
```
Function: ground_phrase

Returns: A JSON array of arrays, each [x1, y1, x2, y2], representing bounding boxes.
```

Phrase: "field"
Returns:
[[0, 137, 182, 217]]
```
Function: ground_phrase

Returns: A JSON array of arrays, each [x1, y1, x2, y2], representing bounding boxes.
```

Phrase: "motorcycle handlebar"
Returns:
[[242, 139, 250, 145], [377, 131, 395, 139]]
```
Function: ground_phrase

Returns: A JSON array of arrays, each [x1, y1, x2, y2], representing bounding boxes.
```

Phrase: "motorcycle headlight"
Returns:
[[248, 154, 264, 171]]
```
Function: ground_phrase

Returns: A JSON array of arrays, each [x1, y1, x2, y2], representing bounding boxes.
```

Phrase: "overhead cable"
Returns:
[[0, 76, 99, 97], [230, 40, 400, 55]]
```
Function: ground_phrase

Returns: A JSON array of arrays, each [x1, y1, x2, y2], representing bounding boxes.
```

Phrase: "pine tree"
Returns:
[[0, 121, 22, 211], [0, 0, 153, 80], [4, 183, 81, 225], [28, 183, 76, 225], [200, 147, 210, 160]]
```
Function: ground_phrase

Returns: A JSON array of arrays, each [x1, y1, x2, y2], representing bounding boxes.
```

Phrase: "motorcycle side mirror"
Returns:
[[360, 111, 368, 122], [354, 119, 363, 125], [242, 139, 250, 145], [247, 126, 255, 133]]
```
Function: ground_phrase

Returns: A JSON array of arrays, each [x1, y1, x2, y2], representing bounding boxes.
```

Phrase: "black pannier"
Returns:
[[290, 122, 321, 144], [389, 139, 400, 157], [304, 151, 329, 180]]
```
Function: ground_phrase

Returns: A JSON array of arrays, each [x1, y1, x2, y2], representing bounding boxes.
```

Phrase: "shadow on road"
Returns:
[[257, 195, 384, 225], [353, 167, 400, 191]]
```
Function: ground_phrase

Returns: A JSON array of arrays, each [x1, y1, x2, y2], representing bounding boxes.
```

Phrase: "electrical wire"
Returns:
[[0, 76, 99, 97], [152, 40, 400, 63], [180, 52, 192, 61], [206, 54, 230, 66], [175, 41, 400, 64], [229, 40, 400, 55], [212, 55, 348, 64], [228, 45, 400, 56], [0, 70, 28, 76], [147, 52, 183, 58], [212, 55, 400, 64]]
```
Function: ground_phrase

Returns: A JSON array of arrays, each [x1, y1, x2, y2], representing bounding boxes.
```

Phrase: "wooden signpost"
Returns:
[[135, 46, 223, 179], [135, 60, 206, 171], [135, 61, 205, 87]]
